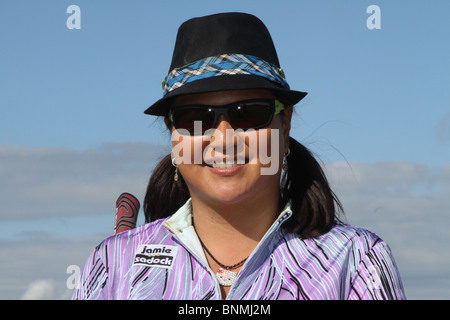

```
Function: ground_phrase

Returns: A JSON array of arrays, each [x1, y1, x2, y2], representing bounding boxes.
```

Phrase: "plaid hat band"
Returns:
[[162, 53, 290, 97]]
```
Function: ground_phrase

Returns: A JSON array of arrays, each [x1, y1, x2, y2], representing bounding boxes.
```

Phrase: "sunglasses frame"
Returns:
[[169, 98, 285, 135]]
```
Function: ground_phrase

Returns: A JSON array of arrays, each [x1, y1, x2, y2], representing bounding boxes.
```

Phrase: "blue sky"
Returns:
[[0, 0, 449, 299]]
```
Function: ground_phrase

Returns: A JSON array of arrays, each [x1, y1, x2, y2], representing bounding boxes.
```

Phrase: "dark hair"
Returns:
[[143, 153, 190, 222], [280, 137, 344, 238], [143, 135, 343, 239]]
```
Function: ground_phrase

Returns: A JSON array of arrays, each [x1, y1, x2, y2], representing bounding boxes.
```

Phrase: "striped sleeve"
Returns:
[[72, 244, 110, 300], [348, 239, 406, 300]]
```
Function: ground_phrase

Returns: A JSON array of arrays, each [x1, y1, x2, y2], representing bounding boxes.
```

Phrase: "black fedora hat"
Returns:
[[144, 12, 307, 116]]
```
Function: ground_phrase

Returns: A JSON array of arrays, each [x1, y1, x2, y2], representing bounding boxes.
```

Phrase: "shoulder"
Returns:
[[95, 217, 173, 256], [292, 221, 388, 264], [321, 223, 405, 299], [280, 221, 385, 256], [322, 221, 383, 249]]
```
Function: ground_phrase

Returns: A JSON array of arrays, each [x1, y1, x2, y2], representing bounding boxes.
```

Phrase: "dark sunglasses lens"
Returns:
[[229, 103, 273, 129], [173, 108, 214, 133]]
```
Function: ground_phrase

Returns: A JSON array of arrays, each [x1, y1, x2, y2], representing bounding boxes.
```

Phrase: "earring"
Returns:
[[172, 157, 179, 182], [282, 148, 290, 171], [174, 167, 179, 182]]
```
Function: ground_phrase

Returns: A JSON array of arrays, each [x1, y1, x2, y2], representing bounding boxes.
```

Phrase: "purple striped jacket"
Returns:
[[72, 199, 406, 300]]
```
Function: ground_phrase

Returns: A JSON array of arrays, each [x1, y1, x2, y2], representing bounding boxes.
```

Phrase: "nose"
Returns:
[[215, 114, 233, 132], [207, 115, 237, 157]]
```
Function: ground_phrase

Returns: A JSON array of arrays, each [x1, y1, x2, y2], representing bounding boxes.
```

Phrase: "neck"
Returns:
[[190, 193, 280, 250], [189, 193, 281, 300]]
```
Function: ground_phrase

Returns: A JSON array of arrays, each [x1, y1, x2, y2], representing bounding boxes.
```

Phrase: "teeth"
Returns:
[[211, 161, 238, 168]]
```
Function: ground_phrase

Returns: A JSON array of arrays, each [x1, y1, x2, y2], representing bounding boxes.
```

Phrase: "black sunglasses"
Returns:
[[169, 99, 285, 135]]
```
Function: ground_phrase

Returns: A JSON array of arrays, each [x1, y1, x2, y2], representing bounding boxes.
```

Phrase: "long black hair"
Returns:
[[143, 133, 344, 239]]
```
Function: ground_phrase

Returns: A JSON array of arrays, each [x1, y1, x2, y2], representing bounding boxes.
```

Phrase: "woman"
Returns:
[[73, 12, 405, 300]]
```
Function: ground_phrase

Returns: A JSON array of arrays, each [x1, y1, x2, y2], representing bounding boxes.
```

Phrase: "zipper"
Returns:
[[164, 222, 224, 299], [227, 208, 292, 297], [163, 201, 292, 299]]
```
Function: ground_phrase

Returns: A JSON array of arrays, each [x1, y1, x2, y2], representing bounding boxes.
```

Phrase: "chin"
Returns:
[[209, 188, 249, 205]]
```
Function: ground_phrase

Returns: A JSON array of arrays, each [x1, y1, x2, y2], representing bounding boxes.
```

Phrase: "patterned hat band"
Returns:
[[162, 53, 290, 97]]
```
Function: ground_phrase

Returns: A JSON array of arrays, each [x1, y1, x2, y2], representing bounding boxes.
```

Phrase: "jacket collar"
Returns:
[[163, 198, 293, 265]]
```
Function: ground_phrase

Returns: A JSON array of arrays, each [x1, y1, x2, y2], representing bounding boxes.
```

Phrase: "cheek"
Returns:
[[256, 115, 285, 161], [171, 131, 204, 165], [170, 123, 286, 174], [255, 128, 284, 175]]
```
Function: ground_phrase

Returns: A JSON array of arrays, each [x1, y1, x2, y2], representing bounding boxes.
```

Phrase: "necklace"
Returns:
[[192, 217, 249, 286]]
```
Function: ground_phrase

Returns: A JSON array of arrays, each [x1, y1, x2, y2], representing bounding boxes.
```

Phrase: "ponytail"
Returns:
[[281, 137, 343, 238], [143, 137, 343, 238], [143, 154, 190, 223]]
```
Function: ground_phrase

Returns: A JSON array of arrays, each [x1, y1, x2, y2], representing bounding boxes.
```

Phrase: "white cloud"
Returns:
[[21, 279, 55, 300], [0, 233, 106, 299], [324, 160, 450, 299], [0, 142, 170, 221], [1, 142, 449, 299]]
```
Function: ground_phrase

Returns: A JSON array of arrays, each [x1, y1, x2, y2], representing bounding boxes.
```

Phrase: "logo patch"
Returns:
[[134, 244, 178, 269]]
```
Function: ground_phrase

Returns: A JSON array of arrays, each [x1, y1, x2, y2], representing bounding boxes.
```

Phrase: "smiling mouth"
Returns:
[[205, 158, 249, 168], [210, 161, 243, 168]]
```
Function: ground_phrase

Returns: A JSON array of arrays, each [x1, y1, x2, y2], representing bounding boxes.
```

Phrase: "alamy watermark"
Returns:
[[65, 5, 381, 31], [367, 5, 381, 30], [171, 122, 281, 176], [66, 5, 81, 30], [66, 264, 81, 290], [367, 265, 383, 290], [65, 262, 383, 292]]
